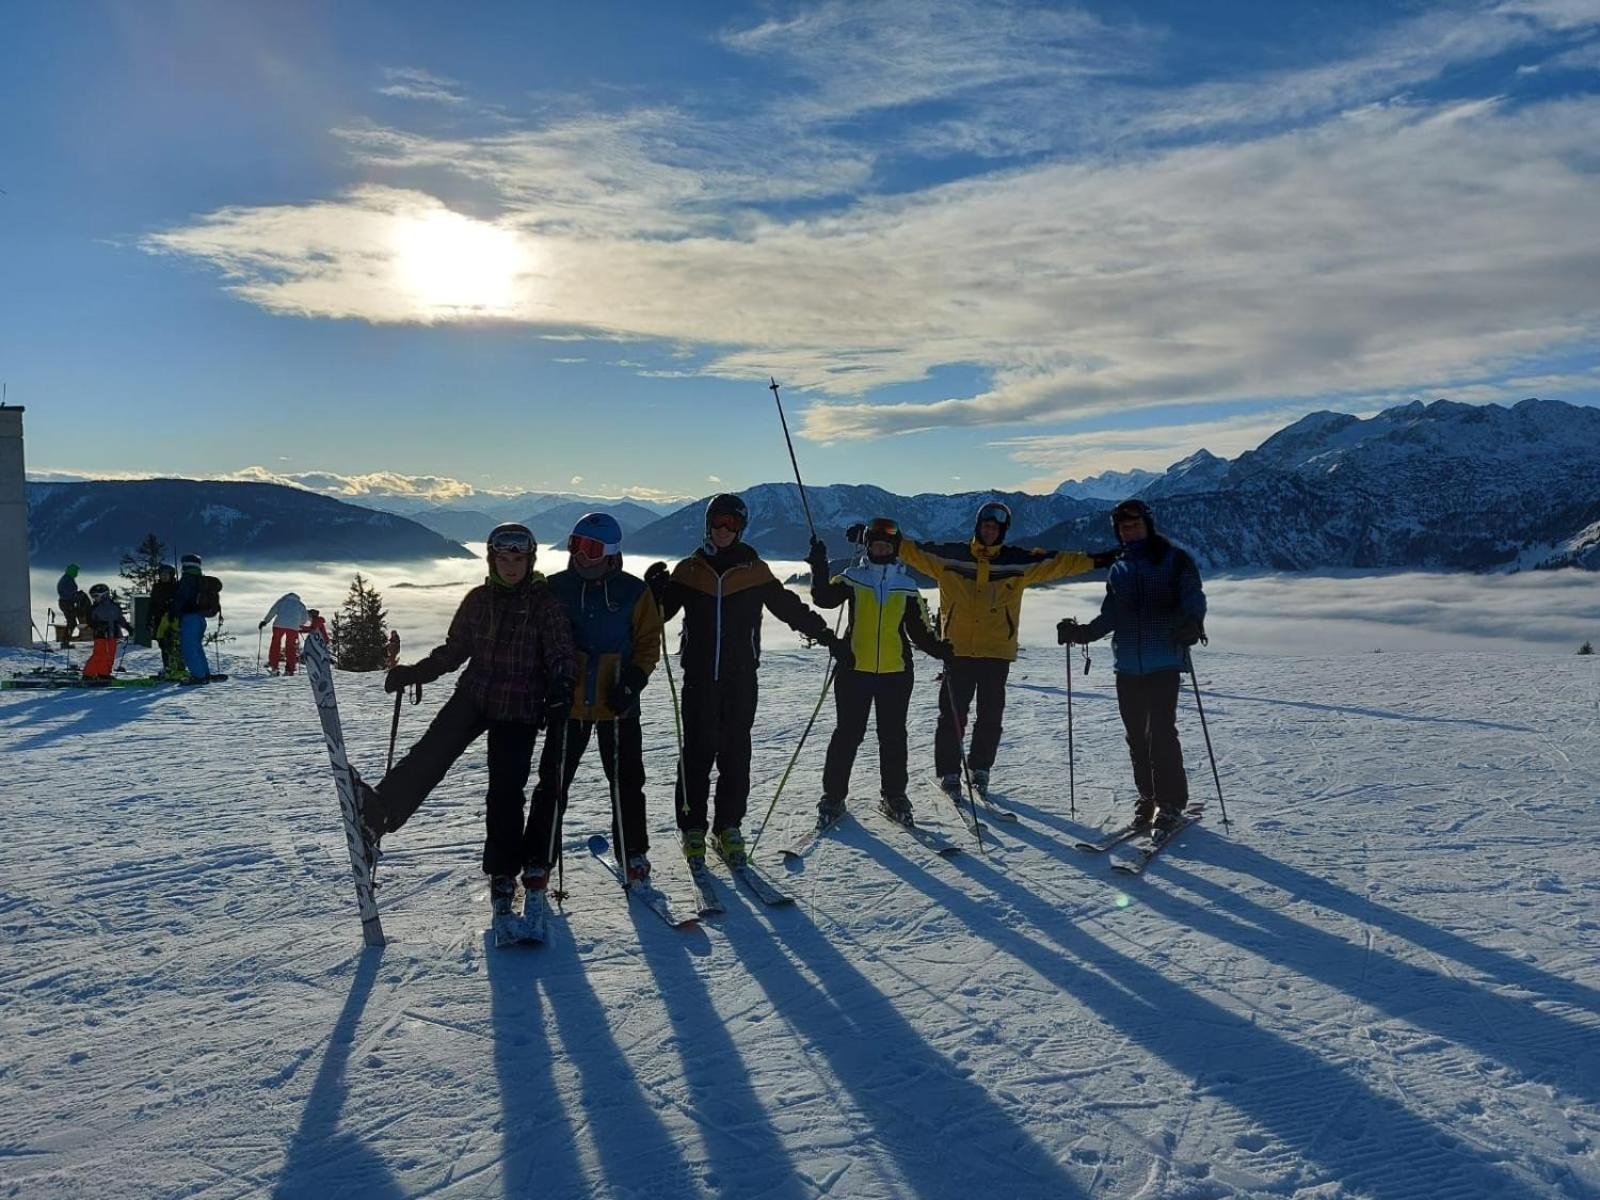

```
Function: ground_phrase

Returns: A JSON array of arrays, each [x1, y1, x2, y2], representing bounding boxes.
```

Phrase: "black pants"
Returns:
[[375, 689, 540, 877], [934, 657, 1011, 776], [675, 673, 759, 834], [524, 715, 649, 869], [1115, 669, 1188, 813], [823, 669, 913, 801]]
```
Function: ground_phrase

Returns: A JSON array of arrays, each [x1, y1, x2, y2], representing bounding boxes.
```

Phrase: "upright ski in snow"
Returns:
[[1110, 811, 1202, 877], [587, 835, 698, 929], [301, 633, 385, 947]]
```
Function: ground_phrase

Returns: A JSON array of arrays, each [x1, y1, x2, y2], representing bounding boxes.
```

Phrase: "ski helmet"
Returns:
[[486, 522, 537, 574], [181, 553, 203, 572], [864, 516, 902, 561], [973, 501, 1011, 545], [704, 493, 748, 547], [568, 512, 623, 558], [89, 583, 111, 600], [157, 563, 175, 581], [1110, 498, 1156, 540]]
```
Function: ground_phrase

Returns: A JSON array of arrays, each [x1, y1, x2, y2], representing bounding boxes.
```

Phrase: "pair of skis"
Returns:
[[685, 847, 795, 916], [781, 801, 965, 864], [1075, 807, 1204, 876]]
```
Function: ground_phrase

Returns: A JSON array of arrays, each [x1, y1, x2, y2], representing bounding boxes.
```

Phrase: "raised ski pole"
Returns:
[[1184, 648, 1229, 829], [940, 671, 987, 853], [769, 377, 817, 540], [748, 662, 838, 861]]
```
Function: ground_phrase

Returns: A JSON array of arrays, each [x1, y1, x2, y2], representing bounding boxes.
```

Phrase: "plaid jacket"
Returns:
[[416, 577, 576, 723]]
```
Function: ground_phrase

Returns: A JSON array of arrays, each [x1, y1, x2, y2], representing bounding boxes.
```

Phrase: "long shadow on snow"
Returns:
[[723, 839, 1093, 1199], [1155, 838, 1600, 1100], [483, 921, 618, 1199], [875, 845, 1539, 1197], [625, 888, 812, 1200], [272, 948, 403, 1199], [1, 686, 178, 753]]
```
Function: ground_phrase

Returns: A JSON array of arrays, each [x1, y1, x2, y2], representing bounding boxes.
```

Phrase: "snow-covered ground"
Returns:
[[3, 578, 1599, 1198]]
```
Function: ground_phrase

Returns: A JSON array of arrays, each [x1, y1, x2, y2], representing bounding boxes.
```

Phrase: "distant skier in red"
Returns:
[[259, 592, 310, 676]]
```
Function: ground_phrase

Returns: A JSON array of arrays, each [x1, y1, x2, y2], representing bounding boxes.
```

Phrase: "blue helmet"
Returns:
[[569, 512, 623, 556]]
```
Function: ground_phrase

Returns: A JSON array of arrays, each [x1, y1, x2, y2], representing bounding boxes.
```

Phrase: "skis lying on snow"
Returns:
[[1, 675, 170, 690], [1075, 821, 1150, 854], [492, 886, 548, 947], [781, 805, 963, 864], [586, 835, 698, 929], [301, 632, 385, 947], [779, 809, 849, 863], [1110, 809, 1203, 877], [710, 848, 794, 907], [686, 859, 725, 916]]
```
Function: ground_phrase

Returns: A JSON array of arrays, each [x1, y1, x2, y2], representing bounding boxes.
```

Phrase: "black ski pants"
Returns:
[[524, 714, 649, 869], [375, 688, 539, 877], [823, 668, 914, 802], [675, 672, 759, 835], [1115, 669, 1189, 815], [934, 656, 1011, 776]]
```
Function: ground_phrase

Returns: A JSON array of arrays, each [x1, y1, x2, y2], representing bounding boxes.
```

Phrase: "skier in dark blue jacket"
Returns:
[[1059, 498, 1206, 833]]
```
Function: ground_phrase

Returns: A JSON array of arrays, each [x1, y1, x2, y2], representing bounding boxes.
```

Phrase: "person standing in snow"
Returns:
[[644, 492, 845, 869], [1058, 498, 1207, 834], [82, 584, 133, 679], [172, 554, 222, 684], [355, 524, 576, 916], [524, 513, 663, 889], [384, 630, 401, 670], [807, 517, 952, 826], [258, 591, 310, 676], [889, 502, 1120, 804], [303, 609, 329, 645], [56, 564, 88, 639], [147, 563, 184, 679]]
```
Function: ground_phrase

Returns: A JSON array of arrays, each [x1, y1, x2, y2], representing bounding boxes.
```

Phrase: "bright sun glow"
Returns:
[[391, 208, 527, 317]]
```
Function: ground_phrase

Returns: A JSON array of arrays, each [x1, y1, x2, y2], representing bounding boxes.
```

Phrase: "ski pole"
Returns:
[[546, 707, 571, 904], [939, 670, 987, 853], [1063, 645, 1076, 819], [748, 663, 837, 861], [649, 589, 690, 820], [769, 377, 818, 541], [386, 690, 403, 774], [604, 717, 631, 890], [1184, 648, 1229, 829], [256, 627, 263, 674]]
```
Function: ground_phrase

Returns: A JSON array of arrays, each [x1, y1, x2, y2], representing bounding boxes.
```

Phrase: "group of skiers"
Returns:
[[55, 555, 227, 684], [351, 491, 1208, 911]]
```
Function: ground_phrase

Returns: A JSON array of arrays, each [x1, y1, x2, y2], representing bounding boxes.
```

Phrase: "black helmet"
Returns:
[[973, 501, 1011, 545], [864, 516, 902, 559], [704, 493, 748, 546], [1110, 498, 1156, 540], [89, 583, 111, 600], [157, 563, 176, 580]]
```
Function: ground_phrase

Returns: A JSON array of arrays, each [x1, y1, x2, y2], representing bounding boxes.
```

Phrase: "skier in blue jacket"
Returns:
[[1058, 499, 1206, 833]]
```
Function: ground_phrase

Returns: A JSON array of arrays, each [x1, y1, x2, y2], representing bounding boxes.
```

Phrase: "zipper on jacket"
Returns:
[[714, 570, 724, 681]]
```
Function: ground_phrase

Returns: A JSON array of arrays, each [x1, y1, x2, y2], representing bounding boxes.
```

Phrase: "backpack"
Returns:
[[198, 575, 223, 618]]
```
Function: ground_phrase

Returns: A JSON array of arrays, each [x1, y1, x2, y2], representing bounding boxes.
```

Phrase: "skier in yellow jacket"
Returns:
[[881, 501, 1120, 803]]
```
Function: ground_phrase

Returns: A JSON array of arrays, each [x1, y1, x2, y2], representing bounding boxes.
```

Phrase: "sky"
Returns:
[[3, 0, 1599, 503]]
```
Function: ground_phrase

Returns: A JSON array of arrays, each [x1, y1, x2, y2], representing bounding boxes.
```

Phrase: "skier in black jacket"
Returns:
[[645, 493, 845, 868]]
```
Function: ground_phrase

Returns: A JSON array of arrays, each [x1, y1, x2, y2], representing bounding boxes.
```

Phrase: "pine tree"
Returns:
[[1581, 641, 1594, 656], [332, 573, 389, 671], [119, 533, 168, 594]]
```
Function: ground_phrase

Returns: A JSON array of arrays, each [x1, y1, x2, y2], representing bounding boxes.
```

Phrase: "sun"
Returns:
[[391, 207, 526, 317]]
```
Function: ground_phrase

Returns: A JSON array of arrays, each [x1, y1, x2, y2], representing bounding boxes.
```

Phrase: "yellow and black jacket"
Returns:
[[811, 560, 943, 674], [899, 538, 1095, 661], [657, 543, 831, 683]]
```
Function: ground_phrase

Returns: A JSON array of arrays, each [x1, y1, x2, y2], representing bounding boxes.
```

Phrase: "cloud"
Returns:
[[377, 67, 467, 106]]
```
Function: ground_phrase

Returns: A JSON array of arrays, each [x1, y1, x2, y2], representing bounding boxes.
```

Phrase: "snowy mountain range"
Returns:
[[404, 498, 666, 544], [1052, 466, 1161, 500], [25, 479, 474, 568]]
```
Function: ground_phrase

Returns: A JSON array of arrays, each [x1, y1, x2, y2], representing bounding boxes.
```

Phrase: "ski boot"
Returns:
[[626, 853, 652, 882], [1152, 807, 1187, 840], [970, 768, 990, 799], [1133, 798, 1156, 831], [714, 827, 748, 869], [490, 874, 517, 918], [938, 773, 964, 805], [879, 793, 914, 825], [681, 828, 707, 864], [816, 794, 847, 828], [520, 865, 550, 893]]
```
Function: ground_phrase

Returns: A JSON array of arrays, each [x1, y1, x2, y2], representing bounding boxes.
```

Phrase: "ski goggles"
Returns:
[[1112, 503, 1150, 525], [568, 533, 619, 559], [865, 518, 900, 543], [488, 528, 535, 554], [976, 503, 1009, 525], [709, 513, 745, 533]]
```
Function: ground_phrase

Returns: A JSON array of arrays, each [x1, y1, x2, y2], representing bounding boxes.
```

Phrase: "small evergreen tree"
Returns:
[[332, 573, 389, 671], [1581, 641, 1594, 656], [119, 533, 168, 594]]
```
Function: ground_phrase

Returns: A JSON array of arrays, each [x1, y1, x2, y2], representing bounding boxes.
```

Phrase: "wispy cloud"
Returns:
[[377, 67, 467, 107]]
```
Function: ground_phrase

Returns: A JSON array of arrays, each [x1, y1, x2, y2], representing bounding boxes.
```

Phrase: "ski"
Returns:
[[1, 675, 169, 690], [1110, 812, 1202, 877], [492, 888, 548, 947], [779, 810, 850, 864], [973, 789, 1018, 823], [1075, 822, 1148, 854], [300, 632, 385, 947], [686, 859, 726, 916], [586, 835, 698, 929], [711, 852, 794, 907], [874, 803, 963, 857]]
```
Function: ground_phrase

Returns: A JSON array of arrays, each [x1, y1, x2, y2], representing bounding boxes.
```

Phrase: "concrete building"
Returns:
[[0, 405, 29, 647]]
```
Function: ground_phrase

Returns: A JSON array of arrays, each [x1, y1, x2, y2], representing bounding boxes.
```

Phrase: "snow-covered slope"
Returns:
[[3, 627, 1597, 1199]]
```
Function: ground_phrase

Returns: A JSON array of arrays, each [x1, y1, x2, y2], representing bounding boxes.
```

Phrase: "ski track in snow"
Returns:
[[2, 636, 1598, 1200]]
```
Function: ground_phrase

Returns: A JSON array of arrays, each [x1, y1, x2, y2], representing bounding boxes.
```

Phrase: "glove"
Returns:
[[1089, 547, 1122, 570], [844, 522, 866, 544], [258, 620, 268, 630], [384, 663, 426, 693], [612, 666, 648, 716], [543, 682, 574, 724], [934, 640, 957, 663], [1173, 616, 1205, 648], [807, 536, 829, 573], [1057, 618, 1093, 646], [644, 561, 669, 602], [823, 634, 855, 670]]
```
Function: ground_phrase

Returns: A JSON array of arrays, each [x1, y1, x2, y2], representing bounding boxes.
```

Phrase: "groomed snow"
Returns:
[[3, 587, 1598, 1198]]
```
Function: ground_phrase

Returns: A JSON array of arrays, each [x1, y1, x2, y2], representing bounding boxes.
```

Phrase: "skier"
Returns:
[[523, 513, 662, 890], [303, 609, 329, 644], [384, 630, 401, 670], [1058, 498, 1207, 833], [82, 584, 133, 679], [172, 554, 223, 684], [887, 501, 1120, 803], [807, 517, 952, 825], [355, 524, 576, 917], [147, 563, 184, 680], [258, 591, 310, 676], [56, 564, 88, 639], [644, 492, 846, 868]]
